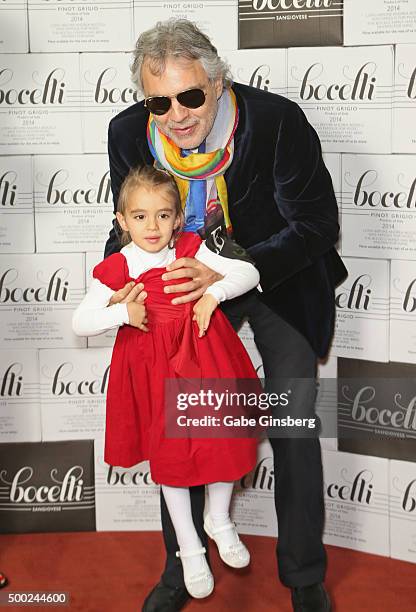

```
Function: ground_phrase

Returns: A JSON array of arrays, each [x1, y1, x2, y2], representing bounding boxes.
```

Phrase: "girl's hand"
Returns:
[[127, 302, 149, 331], [108, 282, 147, 306], [192, 294, 218, 338]]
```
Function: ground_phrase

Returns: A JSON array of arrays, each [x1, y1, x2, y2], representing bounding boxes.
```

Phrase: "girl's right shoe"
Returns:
[[175, 547, 214, 599]]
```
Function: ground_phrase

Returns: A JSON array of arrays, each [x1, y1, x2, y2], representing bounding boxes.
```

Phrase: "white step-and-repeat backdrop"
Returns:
[[1, 0, 416, 565]]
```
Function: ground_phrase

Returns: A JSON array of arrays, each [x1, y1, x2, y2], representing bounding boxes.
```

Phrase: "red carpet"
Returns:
[[1, 532, 415, 611]]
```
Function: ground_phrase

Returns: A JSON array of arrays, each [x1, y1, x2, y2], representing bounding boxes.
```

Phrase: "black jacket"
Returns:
[[105, 82, 347, 358]]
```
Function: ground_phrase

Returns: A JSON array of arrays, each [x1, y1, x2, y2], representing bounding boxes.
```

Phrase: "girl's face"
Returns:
[[116, 185, 181, 252]]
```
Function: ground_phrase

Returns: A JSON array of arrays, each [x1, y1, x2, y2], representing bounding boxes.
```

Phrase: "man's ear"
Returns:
[[116, 211, 128, 231], [214, 77, 224, 100]]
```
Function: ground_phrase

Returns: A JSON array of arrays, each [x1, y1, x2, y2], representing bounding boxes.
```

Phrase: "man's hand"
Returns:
[[162, 258, 223, 305], [108, 281, 147, 306], [126, 302, 149, 331], [192, 294, 218, 337]]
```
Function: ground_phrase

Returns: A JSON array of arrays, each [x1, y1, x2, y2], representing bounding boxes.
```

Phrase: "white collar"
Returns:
[[130, 240, 170, 262], [122, 241, 175, 277]]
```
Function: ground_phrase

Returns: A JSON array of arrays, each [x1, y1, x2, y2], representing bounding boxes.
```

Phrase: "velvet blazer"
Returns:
[[104, 82, 348, 358]]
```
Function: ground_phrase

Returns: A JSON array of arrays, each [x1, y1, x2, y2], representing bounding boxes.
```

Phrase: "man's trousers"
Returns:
[[160, 291, 327, 589]]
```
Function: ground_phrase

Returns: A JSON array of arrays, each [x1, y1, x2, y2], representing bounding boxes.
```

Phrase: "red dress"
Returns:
[[93, 232, 258, 486]]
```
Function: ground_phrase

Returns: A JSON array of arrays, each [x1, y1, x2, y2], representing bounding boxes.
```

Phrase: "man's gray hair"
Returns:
[[131, 19, 233, 93]]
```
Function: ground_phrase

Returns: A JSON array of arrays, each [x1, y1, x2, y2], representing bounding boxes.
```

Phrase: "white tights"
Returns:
[[161, 481, 236, 571]]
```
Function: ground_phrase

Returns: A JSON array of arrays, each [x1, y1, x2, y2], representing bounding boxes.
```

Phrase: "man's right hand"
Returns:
[[109, 281, 149, 331]]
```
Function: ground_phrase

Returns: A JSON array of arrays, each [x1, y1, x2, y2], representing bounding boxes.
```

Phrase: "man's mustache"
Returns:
[[167, 122, 199, 129]]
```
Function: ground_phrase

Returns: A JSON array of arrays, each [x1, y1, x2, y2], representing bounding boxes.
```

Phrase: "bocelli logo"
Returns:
[[255, 362, 264, 377], [402, 478, 416, 513], [335, 275, 372, 311], [92, 68, 140, 105], [1, 362, 23, 397], [46, 361, 110, 396], [106, 465, 156, 487], [0, 171, 17, 206], [398, 61, 416, 100], [326, 469, 373, 505], [408, 66, 416, 100], [43, 169, 111, 205], [396, 62, 416, 100], [403, 278, 416, 313], [352, 170, 416, 208], [298, 62, 377, 101], [0, 268, 69, 303], [341, 385, 416, 431], [249, 65, 271, 91], [0, 466, 84, 504], [240, 456, 274, 491], [0, 68, 66, 105], [252, 0, 332, 11]]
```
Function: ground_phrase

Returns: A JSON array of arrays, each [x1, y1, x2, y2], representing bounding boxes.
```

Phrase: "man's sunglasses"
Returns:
[[144, 88, 206, 116]]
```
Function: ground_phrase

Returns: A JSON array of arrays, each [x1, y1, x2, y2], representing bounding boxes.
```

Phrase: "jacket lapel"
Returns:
[[136, 137, 153, 164], [225, 84, 249, 202]]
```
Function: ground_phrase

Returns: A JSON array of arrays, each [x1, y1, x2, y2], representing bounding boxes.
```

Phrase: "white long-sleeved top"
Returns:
[[72, 240, 260, 337]]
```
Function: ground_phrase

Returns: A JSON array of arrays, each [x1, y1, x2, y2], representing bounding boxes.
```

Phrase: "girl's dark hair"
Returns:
[[117, 165, 182, 246]]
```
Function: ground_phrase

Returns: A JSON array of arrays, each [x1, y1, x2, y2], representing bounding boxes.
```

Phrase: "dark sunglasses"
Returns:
[[144, 88, 206, 116]]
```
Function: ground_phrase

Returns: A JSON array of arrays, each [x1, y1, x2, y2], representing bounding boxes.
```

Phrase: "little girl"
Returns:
[[72, 165, 260, 599]]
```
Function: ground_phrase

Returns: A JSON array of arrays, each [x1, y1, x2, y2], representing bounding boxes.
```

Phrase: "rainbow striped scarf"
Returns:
[[146, 88, 239, 234]]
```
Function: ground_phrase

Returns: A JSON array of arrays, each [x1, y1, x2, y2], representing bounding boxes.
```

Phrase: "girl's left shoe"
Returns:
[[204, 513, 250, 568], [0, 573, 8, 588]]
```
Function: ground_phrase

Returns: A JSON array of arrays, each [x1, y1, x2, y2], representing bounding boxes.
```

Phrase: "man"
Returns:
[[104, 19, 347, 612]]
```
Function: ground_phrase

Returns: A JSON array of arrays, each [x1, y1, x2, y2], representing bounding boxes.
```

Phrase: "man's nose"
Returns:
[[169, 98, 189, 123]]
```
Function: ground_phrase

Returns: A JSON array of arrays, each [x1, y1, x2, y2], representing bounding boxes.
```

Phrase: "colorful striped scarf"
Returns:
[[146, 88, 239, 235]]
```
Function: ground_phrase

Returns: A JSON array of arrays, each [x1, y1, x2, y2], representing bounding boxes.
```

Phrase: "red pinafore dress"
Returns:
[[93, 232, 258, 486]]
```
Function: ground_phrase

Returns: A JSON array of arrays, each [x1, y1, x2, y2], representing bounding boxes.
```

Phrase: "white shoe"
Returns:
[[175, 547, 214, 599], [204, 513, 250, 568]]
